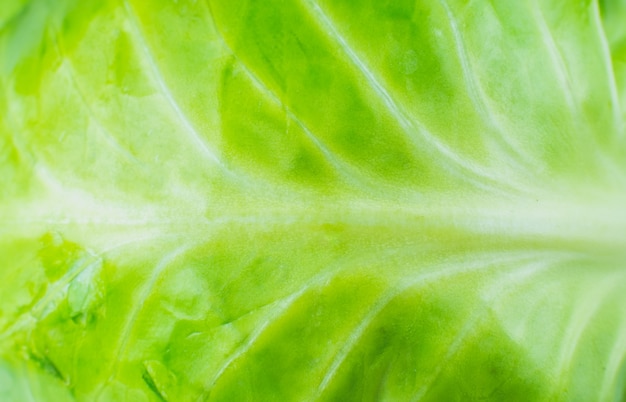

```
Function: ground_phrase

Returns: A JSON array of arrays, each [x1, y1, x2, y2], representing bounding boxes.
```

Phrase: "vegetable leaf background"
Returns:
[[1, 0, 626, 400]]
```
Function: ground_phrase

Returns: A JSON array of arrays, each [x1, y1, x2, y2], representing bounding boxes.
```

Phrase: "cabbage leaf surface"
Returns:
[[1, 0, 626, 401]]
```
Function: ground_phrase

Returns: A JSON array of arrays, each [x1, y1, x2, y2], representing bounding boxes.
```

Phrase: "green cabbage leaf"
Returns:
[[1, 0, 626, 400]]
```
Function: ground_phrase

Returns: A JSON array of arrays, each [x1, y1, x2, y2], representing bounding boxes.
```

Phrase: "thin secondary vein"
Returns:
[[203, 0, 371, 189], [300, 0, 525, 197], [554, 272, 623, 392], [122, 0, 225, 168], [591, 0, 624, 138], [412, 257, 564, 401], [196, 278, 319, 402], [599, 306, 626, 400], [50, 28, 142, 165], [531, 3, 580, 118], [437, 0, 539, 172], [312, 252, 552, 400], [94, 244, 191, 399]]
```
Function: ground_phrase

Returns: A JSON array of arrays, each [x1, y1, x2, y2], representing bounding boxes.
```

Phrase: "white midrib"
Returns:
[[4, 165, 626, 250], [4, 195, 626, 254]]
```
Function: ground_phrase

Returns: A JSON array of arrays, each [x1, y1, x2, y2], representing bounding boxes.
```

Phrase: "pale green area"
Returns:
[[1, 0, 626, 401], [601, 0, 626, 128]]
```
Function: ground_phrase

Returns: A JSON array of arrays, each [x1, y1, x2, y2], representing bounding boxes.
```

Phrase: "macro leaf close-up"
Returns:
[[2, 0, 626, 400]]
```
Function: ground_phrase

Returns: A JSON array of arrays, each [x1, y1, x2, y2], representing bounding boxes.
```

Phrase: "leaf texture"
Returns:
[[1, 0, 626, 401]]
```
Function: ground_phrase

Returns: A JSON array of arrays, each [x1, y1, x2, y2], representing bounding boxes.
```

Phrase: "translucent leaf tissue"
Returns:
[[1, 0, 626, 400]]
